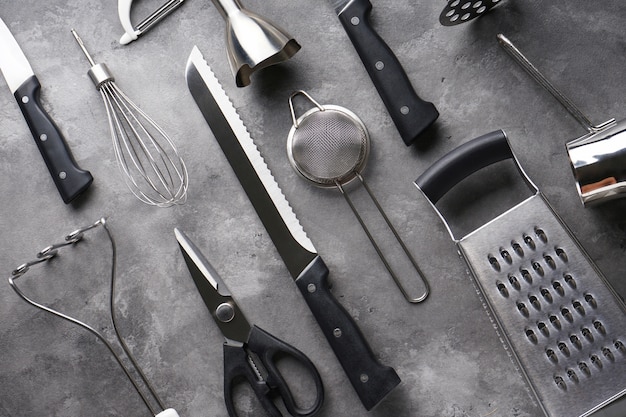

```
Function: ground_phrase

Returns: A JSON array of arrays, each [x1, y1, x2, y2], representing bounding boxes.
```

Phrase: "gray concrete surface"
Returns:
[[1, 1, 625, 416]]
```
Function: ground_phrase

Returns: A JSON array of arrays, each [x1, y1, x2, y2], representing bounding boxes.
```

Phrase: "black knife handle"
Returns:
[[15, 75, 93, 203], [337, 0, 439, 146], [295, 256, 400, 411]]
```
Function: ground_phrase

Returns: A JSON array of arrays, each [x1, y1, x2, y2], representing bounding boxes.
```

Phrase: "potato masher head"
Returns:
[[118, 0, 186, 45], [8, 219, 179, 417], [440, 0, 504, 26], [498, 34, 626, 206], [287, 91, 429, 303], [210, 0, 300, 87]]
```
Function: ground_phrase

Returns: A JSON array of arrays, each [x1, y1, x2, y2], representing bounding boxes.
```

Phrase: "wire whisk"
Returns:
[[71, 30, 188, 207]]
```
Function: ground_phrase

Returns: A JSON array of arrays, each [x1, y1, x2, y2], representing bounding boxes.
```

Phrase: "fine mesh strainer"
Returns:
[[286, 91, 429, 303]]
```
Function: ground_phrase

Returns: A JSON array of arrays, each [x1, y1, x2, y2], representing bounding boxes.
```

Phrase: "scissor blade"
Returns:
[[175, 228, 252, 344]]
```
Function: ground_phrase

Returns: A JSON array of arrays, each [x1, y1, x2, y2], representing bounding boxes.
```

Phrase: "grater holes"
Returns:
[[528, 294, 541, 310], [526, 328, 538, 344], [554, 375, 567, 390], [532, 261, 544, 276], [552, 281, 565, 297], [473, 1, 483, 8], [546, 348, 557, 362], [558, 342, 571, 357], [572, 300, 585, 316], [570, 335, 582, 350], [561, 307, 574, 322], [476, 5, 487, 13], [523, 234, 536, 250], [563, 274, 577, 289], [540, 287, 553, 303], [517, 302, 529, 317], [521, 269, 532, 284], [594, 320, 606, 335], [549, 315, 561, 329], [584, 293, 597, 309], [509, 275, 521, 291], [582, 327, 594, 343], [496, 281, 509, 297], [538, 321, 549, 337], [543, 254, 556, 269], [461, 1, 472, 9], [534, 227, 548, 243], [615, 340, 626, 354], [555, 247, 568, 263], [578, 361, 591, 377], [488, 254, 501, 271], [511, 241, 524, 257], [590, 354, 603, 369], [500, 248, 512, 264], [566, 369, 579, 384], [602, 347, 615, 361]]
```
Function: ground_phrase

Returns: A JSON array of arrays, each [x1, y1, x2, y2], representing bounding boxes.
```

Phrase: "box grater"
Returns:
[[415, 130, 626, 417]]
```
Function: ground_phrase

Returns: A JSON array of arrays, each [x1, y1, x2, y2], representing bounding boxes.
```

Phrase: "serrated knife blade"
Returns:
[[185, 45, 401, 411]]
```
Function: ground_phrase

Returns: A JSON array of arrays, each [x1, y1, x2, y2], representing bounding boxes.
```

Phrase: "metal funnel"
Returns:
[[211, 0, 300, 87]]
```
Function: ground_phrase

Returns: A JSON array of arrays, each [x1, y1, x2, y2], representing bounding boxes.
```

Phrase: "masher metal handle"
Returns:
[[497, 34, 615, 133]]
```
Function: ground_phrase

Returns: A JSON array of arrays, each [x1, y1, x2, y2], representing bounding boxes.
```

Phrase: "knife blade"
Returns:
[[329, 0, 439, 146], [186, 45, 400, 411], [0, 18, 93, 203]]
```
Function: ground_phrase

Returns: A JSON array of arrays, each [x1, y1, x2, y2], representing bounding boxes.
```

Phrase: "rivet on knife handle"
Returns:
[[333, 0, 439, 146]]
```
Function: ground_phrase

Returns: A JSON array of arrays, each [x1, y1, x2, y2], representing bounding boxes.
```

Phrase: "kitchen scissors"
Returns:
[[175, 229, 324, 417]]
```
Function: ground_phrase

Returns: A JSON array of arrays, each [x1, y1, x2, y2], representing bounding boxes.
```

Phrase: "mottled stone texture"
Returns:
[[1, 1, 625, 417]]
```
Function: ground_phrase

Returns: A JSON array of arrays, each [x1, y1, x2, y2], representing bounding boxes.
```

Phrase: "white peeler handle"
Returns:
[[118, 0, 140, 44], [155, 409, 179, 417]]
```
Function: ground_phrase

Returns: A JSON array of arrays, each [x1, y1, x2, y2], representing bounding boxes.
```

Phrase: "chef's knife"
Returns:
[[186, 45, 400, 411], [0, 18, 93, 203], [330, 0, 439, 146]]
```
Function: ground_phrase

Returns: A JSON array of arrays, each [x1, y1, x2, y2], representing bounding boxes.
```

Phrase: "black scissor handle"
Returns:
[[223, 325, 325, 417]]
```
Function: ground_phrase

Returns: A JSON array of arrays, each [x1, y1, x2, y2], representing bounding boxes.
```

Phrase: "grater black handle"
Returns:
[[415, 129, 512, 204]]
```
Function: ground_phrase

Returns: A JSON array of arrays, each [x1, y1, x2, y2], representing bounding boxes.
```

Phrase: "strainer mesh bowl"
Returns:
[[290, 109, 368, 186]]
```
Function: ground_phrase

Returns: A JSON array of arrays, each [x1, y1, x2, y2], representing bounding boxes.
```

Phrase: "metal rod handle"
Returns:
[[497, 33, 608, 133], [336, 174, 430, 303]]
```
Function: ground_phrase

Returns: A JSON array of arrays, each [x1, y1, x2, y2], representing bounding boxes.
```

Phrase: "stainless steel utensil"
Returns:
[[72, 30, 189, 207], [210, 0, 300, 87], [440, 0, 503, 26], [8, 218, 179, 417], [498, 34, 625, 207], [415, 130, 626, 417], [118, 0, 186, 45], [287, 91, 429, 303]]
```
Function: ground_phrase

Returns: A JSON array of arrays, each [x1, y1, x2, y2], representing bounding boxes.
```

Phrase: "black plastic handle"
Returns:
[[15, 75, 93, 203], [295, 256, 400, 411], [223, 325, 324, 417], [415, 130, 512, 204], [337, 0, 439, 146]]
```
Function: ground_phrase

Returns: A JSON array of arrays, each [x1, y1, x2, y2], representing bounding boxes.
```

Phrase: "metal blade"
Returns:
[[329, 0, 355, 15], [185, 46, 317, 279], [0, 18, 34, 93], [175, 228, 252, 344]]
